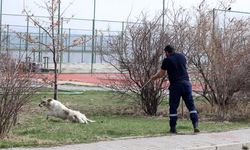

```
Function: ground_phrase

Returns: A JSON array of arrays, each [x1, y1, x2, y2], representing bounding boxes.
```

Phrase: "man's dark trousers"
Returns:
[[168, 80, 198, 130]]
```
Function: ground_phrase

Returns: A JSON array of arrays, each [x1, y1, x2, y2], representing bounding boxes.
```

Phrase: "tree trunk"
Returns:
[[53, 55, 58, 100], [141, 89, 161, 116], [52, 49, 58, 100]]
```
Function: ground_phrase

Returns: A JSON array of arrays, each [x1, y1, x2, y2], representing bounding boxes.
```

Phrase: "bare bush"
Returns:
[[185, 1, 250, 119], [101, 14, 170, 116], [102, 1, 250, 118], [0, 54, 41, 138]]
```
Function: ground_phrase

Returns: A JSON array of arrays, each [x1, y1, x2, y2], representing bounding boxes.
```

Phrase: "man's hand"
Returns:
[[151, 74, 158, 81], [151, 69, 166, 80]]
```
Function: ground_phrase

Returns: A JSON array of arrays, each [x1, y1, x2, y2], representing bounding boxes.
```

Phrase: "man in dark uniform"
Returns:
[[151, 45, 199, 133]]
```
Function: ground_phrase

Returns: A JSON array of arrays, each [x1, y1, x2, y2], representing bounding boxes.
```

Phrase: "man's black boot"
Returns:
[[193, 121, 200, 133], [169, 127, 177, 134], [194, 128, 200, 133]]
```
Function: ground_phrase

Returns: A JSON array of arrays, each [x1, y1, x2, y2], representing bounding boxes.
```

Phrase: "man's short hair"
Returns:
[[164, 45, 175, 53]]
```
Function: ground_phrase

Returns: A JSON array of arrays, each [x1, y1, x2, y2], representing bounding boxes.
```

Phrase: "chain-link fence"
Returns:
[[0, 13, 130, 73]]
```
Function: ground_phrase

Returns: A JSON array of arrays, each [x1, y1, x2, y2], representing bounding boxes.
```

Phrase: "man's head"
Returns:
[[164, 45, 175, 57]]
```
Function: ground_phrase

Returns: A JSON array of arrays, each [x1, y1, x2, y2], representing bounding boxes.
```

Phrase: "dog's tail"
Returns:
[[86, 118, 95, 123], [78, 113, 96, 123]]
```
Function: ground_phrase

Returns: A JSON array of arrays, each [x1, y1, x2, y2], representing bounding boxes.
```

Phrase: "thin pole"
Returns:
[[91, 0, 96, 74], [60, 17, 63, 73], [6, 24, 9, 55], [57, 0, 61, 73], [25, 15, 29, 63], [212, 8, 215, 40], [41, 33, 44, 62], [81, 38, 84, 63], [68, 28, 71, 63], [161, 0, 165, 60], [19, 36, 22, 59], [100, 33, 103, 63], [82, 34, 86, 62], [162, 0, 165, 32], [38, 27, 41, 63], [0, 0, 2, 53], [94, 29, 97, 63]]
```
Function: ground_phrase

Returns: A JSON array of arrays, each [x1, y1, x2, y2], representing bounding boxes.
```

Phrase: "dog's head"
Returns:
[[39, 98, 53, 108]]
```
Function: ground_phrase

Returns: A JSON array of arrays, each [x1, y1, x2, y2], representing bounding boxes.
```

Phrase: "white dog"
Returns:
[[39, 98, 95, 124]]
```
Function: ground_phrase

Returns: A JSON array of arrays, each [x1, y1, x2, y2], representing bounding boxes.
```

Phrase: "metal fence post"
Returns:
[[100, 33, 103, 63], [68, 28, 71, 63], [81, 35, 84, 63], [0, 0, 3, 53], [94, 29, 97, 63], [59, 17, 63, 73], [6, 24, 9, 55], [57, 0, 61, 75], [121, 21, 124, 51], [2, 28, 5, 51], [91, 19, 95, 74], [33, 39, 36, 63], [25, 15, 29, 63], [19, 36, 22, 59], [38, 27, 41, 63], [43, 56, 48, 69], [45, 33, 47, 54], [81, 34, 86, 63], [91, 0, 96, 74], [41, 33, 44, 63]]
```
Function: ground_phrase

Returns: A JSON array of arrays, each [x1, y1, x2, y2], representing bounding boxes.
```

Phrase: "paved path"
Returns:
[[4, 128, 250, 150], [43, 73, 202, 91]]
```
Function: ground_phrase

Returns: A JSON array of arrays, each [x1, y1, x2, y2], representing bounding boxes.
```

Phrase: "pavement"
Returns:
[[3, 128, 250, 150]]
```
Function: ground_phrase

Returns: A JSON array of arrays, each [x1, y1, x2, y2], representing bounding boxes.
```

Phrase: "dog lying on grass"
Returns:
[[39, 98, 95, 124]]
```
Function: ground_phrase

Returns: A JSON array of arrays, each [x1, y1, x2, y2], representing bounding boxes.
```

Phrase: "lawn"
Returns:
[[0, 90, 250, 148]]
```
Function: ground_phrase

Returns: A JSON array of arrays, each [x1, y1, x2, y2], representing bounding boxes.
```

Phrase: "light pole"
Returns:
[[25, 15, 29, 62], [162, 0, 165, 32], [57, 0, 61, 72], [161, 0, 165, 60], [0, 0, 3, 53], [91, 0, 96, 74]]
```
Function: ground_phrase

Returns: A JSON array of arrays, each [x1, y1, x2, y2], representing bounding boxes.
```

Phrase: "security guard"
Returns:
[[151, 45, 199, 133]]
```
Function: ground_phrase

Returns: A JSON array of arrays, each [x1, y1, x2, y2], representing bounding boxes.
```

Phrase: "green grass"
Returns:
[[0, 90, 250, 148]]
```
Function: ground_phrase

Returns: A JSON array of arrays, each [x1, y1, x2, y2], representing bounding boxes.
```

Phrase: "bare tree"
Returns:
[[101, 14, 170, 116], [20, 0, 86, 100], [0, 54, 41, 138]]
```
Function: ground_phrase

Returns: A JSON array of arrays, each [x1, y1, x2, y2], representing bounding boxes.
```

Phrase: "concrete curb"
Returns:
[[242, 141, 250, 150], [187, 141, 250, 150], [186, 146, 216, 150], [216, 143, 242, 150]]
